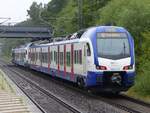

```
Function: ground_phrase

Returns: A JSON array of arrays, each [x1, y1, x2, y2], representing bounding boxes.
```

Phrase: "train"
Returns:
[[12, 26, 135, 94]]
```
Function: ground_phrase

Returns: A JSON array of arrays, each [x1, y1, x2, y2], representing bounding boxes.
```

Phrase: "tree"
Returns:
[[81, 0, 111, 28], [27, 2, 44, 25]]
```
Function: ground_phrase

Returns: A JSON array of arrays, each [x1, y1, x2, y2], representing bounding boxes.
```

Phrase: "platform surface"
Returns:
[[0, 90, 30, 113]]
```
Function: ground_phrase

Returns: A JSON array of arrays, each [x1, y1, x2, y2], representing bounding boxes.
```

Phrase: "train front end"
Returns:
[[86, 26, 135, 93]]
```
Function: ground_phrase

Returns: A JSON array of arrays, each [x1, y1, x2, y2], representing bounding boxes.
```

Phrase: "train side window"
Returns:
[[74, 50, 82, 64], [79, 50, 82, 64], [39, 52, 41, 61], [86, 43, 91, 56], [60, 52, 64, 65], [46, 52, 48, 63], [62, 52, 64, 65], [54, 51, 56, 63], [60, 52, 61, 65], [56, 52, 58, 64], [44, 53, 48, 63], [74, 50, 77, 64], [67, 52, 70, 66], [42, 53, 44, 62], [51, 51, 53, 61], [76, 51, 79, 64], [36, 52, 38, 61]]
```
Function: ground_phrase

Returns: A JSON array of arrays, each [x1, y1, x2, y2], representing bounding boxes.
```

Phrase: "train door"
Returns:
[[83, 42, 93, 74], [73, 43, 87, 76]]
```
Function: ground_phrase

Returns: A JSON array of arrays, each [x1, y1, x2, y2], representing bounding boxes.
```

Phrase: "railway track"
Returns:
[[0, 61, 81, 113], [0, 60, 150, 113]]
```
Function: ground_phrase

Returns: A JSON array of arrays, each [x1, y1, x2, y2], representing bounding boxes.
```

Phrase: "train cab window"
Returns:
[[86, 43, 91, 56]]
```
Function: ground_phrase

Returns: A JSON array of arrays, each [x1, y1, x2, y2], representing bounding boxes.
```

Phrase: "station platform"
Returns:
[[0, 69, 42, 113], [0, 91, 30, 113]]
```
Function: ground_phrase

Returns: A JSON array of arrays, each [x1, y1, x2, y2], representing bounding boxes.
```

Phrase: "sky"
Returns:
[[0, 0, 50, 24]]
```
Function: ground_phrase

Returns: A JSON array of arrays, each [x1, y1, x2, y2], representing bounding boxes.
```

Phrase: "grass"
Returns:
[[126, 52, 150, 103], [126, 87, 150, 103], [1, 55, 11, 63], [0, 70, 14, 92]]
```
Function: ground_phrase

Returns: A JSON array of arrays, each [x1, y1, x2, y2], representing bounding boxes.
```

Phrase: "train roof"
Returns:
[[29, 26, 129, 48], [12, 43, 32, 50], [85, 26, 127, 33]]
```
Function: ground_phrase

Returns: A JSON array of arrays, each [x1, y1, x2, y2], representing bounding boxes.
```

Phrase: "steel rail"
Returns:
[[0, 60, 150, 113], [0, 64, 47, 113], [12, 64, 149, 113], [3, 63, 82, 113]]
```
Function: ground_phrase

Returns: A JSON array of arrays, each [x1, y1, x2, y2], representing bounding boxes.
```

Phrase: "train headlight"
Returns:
[[96, 65, 107, 70], [123, 65, 133, 70]]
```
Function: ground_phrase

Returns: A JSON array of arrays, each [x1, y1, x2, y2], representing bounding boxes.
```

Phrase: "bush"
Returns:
[[133, 32, 150, 95], [97, 0, 150, 41]]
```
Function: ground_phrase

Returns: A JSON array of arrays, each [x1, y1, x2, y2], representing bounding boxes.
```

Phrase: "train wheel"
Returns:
[[112, 91, 120, 95], [77, 77, 85, 88]]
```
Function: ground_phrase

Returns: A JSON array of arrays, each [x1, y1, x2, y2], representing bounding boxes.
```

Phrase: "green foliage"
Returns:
[[27, 2, 42, 22], [97, 0, 150, 38], [132, 32, 150, 95], [47, 0, 67, 15], [40, 0, 112, 35], [53, 0, 78, 36], [0, 38, 30, 57], [41, 0, 78, 36], [82, 0, 111, 28], [27, 2, 47, 26]]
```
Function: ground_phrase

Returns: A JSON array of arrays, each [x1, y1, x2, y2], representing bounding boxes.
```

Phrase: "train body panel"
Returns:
[[12, 26, 136, 93], [12, 43, 32, 66]]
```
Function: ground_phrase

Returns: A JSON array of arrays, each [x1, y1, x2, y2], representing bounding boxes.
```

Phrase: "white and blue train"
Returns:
[[12, 26, 135, 93]]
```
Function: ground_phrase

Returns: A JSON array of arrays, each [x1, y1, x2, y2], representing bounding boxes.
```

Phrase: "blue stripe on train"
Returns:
[[30, 64, 135, 87], [16, 62, 135, 88], [86, 71, 135, 87]]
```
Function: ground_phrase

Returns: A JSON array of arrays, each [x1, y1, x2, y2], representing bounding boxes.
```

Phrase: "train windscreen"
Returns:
[[97, 32, 130, 60]]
